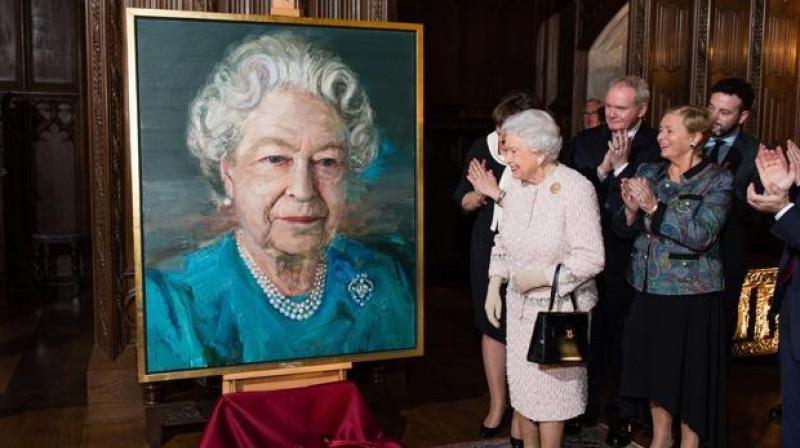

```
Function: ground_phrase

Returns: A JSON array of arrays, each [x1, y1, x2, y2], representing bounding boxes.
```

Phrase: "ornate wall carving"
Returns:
[[627, 0, 649, 77], [690, 0, 710, 105], [746, 0, 766, 136], [87, 0, 117, 356]]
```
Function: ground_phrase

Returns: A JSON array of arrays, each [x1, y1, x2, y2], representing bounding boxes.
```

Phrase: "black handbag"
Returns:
[[526, 264, 589, 365]]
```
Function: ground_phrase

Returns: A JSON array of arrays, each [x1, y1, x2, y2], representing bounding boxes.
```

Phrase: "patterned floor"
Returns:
[[434, 425, 643, 448]]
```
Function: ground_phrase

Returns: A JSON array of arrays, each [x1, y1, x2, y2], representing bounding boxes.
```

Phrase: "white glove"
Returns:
[[484, 276, 504, 328], [511, 269, 549, 293]]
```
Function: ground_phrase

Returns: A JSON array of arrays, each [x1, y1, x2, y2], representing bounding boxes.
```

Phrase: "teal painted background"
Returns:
[[134, 17, 418, 278]]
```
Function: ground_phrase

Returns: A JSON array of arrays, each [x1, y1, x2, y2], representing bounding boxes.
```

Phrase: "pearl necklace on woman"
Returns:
[[235, 233, 327, 321]]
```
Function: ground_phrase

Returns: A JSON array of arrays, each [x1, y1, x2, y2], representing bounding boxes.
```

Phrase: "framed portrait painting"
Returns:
[[126, 8, 423, 382]]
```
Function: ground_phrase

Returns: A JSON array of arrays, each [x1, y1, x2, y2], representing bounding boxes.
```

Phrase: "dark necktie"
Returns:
[[708, 139, 725, 164]]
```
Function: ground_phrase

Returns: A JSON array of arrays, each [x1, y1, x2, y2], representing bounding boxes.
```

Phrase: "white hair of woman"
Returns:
[[186, 32, 379, 205], [501, 109, 563, 160]]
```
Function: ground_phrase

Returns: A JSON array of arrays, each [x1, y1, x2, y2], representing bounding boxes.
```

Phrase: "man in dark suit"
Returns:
[[747, 142, 800, 447], [706, 78, 761, 347], [569, 75, 662, 447]]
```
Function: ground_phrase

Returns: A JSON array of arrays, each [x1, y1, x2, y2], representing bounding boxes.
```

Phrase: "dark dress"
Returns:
[[614, 161, 732, 447], [453, 135, 507, 342]]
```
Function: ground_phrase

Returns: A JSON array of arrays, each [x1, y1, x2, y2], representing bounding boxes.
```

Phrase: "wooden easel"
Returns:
[[221, 362, 352, 394]]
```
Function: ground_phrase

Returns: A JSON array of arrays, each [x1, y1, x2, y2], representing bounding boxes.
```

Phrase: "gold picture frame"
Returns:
[[125, 8, 424, 382]]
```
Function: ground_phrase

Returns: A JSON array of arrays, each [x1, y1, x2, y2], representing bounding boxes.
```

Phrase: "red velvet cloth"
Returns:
[[198, 380, 402, 448]]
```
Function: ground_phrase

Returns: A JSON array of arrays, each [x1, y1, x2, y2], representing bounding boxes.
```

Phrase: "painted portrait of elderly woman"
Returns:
[[129, 12, 421, 377]]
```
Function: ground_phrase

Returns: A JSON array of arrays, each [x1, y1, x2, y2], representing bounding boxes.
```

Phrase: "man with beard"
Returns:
[[705, 78, 760, 347], [569, 76, 662, 447]]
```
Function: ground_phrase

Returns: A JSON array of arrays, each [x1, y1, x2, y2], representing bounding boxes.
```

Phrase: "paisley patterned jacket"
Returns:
[[613, 159, 733, 295]]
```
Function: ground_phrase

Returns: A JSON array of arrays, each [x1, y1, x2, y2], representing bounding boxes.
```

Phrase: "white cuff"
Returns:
[[613, 163, 630, 177], [776, 203, 795, 220], [597, 167, 609, 182]]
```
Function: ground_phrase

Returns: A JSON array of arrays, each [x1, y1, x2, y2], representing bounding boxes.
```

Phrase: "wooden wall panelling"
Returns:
[[759, 0, 800, 146], [306, 0, 388, 21], [31, 95, 81, 234], [647, 0, 694, 124], [217, 0, 269, 14], [28, 0, 80, 90], [708, 0, 750, 87], [0, 0, 22, 90], [0, 0, 85, 294]]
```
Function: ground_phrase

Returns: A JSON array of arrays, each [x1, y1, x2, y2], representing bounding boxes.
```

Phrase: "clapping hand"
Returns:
[[628, 177, 659, 213], [467, 159, 502, 200], [598, 131, 632, 179], [608, 131, 632, 170], [787, 139, 800, 187], [620, 178, 640, 212], [747, 141, 797, 214], [755, 143, 796, 195]]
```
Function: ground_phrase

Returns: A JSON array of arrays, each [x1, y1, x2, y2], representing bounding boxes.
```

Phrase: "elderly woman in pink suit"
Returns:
[[471, 109, 604, 448]]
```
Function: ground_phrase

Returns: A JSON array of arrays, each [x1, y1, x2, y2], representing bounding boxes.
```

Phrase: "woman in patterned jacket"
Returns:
[[614, 106, 733, 448]]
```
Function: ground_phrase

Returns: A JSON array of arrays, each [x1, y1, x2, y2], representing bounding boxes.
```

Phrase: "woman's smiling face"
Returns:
[[221, 89, 349, 256], [657, 112, 697, 162]]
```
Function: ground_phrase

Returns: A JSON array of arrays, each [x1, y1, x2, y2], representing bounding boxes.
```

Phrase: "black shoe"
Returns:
[[565, 414, 597, 436], [769, 404, 782, 423], [479, 423, 501, 438], [509, 436, 524, 448], [479, 408, 511, 438], [605, 421, 632, 448], [565, 417, 582, 436]]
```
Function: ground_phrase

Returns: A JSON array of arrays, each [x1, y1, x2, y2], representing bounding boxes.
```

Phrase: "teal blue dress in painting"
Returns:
[[145, 232, 416, 373]]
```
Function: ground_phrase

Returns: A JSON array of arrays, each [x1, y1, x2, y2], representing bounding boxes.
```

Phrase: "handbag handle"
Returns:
[[548, 263, 578, 312]]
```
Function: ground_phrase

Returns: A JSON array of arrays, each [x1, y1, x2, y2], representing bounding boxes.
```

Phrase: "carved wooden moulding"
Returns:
[[732, 267, 779, 358]]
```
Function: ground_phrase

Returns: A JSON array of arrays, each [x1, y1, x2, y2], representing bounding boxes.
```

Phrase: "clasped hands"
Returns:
[[598, 131, 632, 178], [747, 140, 800, 214], [621, 176, 658, 215], [484, 269, 549, 328]]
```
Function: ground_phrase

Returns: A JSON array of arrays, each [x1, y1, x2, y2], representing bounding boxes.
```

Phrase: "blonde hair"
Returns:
[[664, 106, 712, 153]]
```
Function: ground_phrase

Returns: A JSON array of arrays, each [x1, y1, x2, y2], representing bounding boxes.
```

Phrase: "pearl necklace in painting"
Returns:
[[235, 234, 327, 321]]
